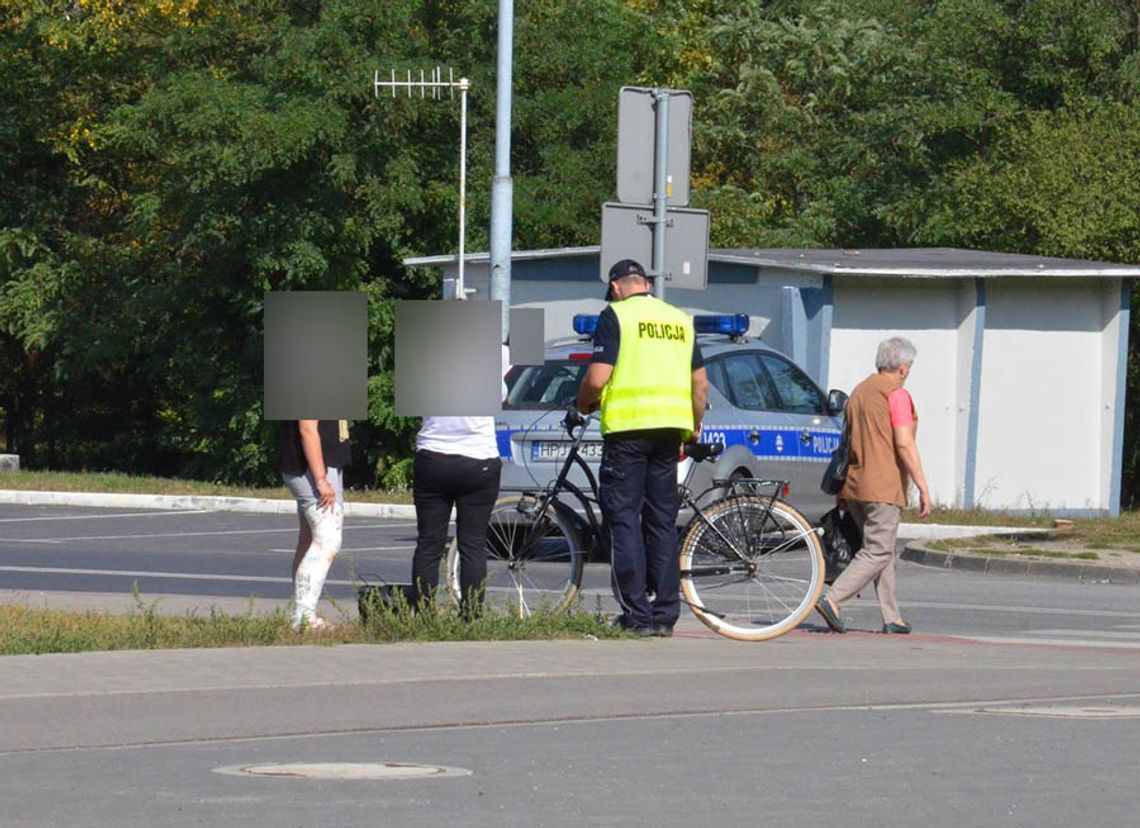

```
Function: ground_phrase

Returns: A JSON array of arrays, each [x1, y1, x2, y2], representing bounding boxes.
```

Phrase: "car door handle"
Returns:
[[748, 430, 760, 444], [799, 429, 812, 445]]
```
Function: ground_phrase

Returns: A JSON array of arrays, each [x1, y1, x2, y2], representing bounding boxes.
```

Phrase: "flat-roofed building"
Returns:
[[405, 247, 1140, 516]]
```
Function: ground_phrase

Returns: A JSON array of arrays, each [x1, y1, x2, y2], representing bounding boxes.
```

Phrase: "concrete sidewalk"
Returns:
[[3, 633, 1139, 755], [0, 488, 416, 518]]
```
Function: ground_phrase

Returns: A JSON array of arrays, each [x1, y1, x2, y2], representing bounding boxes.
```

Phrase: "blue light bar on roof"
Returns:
[[694, 314, 750, 337], [573, 314, 600, 336], [574, 313, 748, 337]]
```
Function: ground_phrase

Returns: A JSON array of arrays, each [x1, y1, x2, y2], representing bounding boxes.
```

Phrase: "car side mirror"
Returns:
[[827, 389, 848, 416]]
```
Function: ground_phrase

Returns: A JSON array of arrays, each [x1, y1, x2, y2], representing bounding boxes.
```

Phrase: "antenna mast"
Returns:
[[374, 67, 472, 299]]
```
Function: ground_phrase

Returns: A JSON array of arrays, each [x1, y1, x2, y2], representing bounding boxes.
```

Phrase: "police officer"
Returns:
[[573, 259, 708, 637]]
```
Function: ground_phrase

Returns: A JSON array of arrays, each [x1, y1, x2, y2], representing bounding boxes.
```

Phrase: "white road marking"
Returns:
[[269, 546, 415, 553], [857, 597, 1140, 621], [936, 705, 1140, 719], [0, 564, 356, 587], [949, 634, 1140, 650], [0, 510, 210, 523], [1027, 629, 1140, 640]]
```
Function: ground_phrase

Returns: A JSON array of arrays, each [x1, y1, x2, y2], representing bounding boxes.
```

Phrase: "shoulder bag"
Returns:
[[820, 420, 850, 495]]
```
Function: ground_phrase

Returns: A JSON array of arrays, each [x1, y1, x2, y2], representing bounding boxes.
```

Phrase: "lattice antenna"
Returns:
[[372, 67, 472, 299], [373, 66, 459, 100]]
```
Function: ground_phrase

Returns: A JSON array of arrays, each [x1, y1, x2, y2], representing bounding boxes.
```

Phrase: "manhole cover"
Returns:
[[214, 762, 472, 780], [940, 705, 1140, 720]]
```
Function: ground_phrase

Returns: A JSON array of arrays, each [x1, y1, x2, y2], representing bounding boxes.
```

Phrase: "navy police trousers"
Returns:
[[598, 428, 683, 631]]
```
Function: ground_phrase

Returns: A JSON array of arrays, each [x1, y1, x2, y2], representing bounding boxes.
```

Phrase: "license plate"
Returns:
[[531, 441, 604, 461]]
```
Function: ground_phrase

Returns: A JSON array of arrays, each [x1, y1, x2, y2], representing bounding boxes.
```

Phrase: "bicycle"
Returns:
[[445, 413, 826, 641]]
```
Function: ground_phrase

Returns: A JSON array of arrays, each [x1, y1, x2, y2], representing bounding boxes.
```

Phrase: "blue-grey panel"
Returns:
[[709, 262, 756, 284], [800, 286, 829, 387], [1110, 279, 1131, 516], [963, 279, 986, 509], [780, 286, 807, 368], [513, 256, 599, 281], [513, 256, 756, 285]]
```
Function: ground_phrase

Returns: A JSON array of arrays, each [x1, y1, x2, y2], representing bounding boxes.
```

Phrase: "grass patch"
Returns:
[[0, 594, 626, 656], [0, 469, 412, 504], [909, 508, 1140, 554], [926, 537, 1100, 561], [1066, 512, 1140, 554]]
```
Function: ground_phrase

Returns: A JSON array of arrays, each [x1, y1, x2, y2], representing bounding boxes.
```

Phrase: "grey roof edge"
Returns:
[[404, 246, 600, 267], [709, 248, 1140, 277], [404, 246, 1140, 277]]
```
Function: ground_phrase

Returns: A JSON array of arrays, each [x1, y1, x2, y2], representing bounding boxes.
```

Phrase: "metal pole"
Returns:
[[457, 78, 469, 299], [651, 89, 669, 300], [489, 0, 514, 340]]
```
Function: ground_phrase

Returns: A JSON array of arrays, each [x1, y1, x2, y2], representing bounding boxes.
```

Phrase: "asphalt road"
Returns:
[[2, 503, 1140, 826], [2, 503, 1140, 649]]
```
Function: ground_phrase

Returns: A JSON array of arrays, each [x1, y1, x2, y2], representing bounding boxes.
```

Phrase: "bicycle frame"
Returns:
[[679, 474, 791, 569], [505, 418, 605, 558], [506, 424, 796, 569]]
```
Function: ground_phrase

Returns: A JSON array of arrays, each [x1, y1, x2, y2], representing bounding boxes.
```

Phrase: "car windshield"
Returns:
[[504, 361, 587, 410]]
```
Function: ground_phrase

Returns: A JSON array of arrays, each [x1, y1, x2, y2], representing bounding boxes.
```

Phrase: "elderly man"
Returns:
[[816, 336, 931, 635]]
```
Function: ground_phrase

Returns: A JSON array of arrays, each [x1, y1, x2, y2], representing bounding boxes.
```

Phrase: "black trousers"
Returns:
[[412, 450, 501, 612], [598, 429, 683, 630]]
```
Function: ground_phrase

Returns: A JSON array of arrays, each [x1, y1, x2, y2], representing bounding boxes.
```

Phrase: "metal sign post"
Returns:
[[374, 68, 472, 299], [651, 90, 669, 299], [605, 87, 707, 297]]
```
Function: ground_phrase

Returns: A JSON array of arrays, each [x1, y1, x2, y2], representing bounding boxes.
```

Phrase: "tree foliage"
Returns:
[[3, 0, 1140, 499]]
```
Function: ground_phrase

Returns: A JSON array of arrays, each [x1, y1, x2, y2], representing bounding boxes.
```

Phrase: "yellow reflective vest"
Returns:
[[600, 295, 695, 438]]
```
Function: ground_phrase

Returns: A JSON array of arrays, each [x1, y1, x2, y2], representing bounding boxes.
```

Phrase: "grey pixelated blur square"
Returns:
[[263, 291, 367, 420], [395, 301, 502, 416], [509, 307, 545, 366]]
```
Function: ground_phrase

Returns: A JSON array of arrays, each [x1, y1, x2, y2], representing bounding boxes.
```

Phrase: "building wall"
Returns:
[[463, 261, 806, 349], [438, 256, 1127, 514], [829, 277, 967, 508], [973, 279, 1112, 513]]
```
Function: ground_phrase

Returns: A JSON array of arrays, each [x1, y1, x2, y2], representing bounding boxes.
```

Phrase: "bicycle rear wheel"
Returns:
[[679, 495, 824, 641], [445, 494, 585, 616]]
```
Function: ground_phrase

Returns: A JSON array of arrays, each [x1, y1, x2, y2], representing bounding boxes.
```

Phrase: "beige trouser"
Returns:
[[826, 500, 904, 625]]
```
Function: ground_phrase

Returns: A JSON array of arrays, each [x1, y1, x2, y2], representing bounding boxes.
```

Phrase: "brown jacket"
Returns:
[[838, 372, 916, 507]]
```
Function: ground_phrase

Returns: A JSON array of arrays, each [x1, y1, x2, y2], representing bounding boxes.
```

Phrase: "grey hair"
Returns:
[[875, 336, 917, 371]]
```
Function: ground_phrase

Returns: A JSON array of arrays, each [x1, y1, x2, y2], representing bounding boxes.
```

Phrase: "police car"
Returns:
[[498, 313, 848, 523]]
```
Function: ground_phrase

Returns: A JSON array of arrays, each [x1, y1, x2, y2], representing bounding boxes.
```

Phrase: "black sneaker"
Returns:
[[651, 624, 674, 638]]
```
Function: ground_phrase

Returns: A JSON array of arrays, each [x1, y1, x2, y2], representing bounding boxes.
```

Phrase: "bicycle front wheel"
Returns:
[[445, 494, 585, 616], [679, 496, 824, 641]]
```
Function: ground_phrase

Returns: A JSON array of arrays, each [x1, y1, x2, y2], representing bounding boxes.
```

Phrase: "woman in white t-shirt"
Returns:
[[410, 346, 509, 617]]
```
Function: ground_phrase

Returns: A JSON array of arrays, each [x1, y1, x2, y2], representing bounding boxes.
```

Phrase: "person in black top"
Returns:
[[276, 419, 351, 631]]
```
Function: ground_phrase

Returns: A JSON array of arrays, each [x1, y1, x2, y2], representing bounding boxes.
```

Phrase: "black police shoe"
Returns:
[[611, 615, 655, 637]]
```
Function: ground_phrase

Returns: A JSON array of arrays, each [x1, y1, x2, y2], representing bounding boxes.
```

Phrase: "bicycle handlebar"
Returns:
[[561, 408, 597, 438]]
